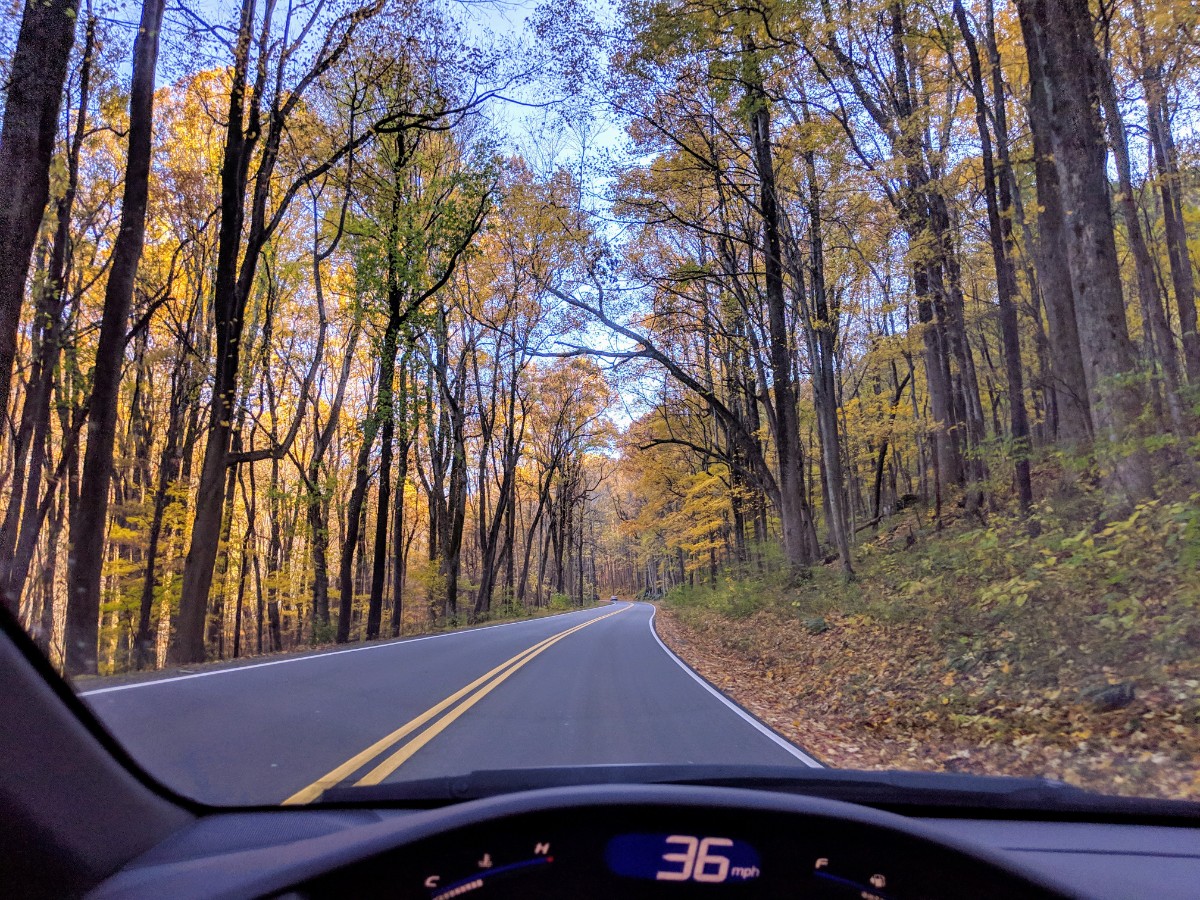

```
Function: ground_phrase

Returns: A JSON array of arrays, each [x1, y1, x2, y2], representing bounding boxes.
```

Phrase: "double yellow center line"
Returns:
[[282, 604, 630, 805]]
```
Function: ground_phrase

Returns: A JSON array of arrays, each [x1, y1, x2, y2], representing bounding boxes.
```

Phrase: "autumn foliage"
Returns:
[[1, 0, 1200, 796]]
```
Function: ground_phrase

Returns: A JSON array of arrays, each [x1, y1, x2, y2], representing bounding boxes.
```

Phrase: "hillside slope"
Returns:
[[657, 483, 1200, 800]]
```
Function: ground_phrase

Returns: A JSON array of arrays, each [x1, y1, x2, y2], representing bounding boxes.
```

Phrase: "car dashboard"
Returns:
[[85, 783, 1200, 899]]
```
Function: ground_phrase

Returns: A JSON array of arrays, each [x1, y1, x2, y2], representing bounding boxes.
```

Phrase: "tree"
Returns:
[[953, 0, 1033, 512], [0, 0, 83, 431], [1017, 0, 1154, 499], [174, 0, 392, 662], [64, 0, 166, 675]]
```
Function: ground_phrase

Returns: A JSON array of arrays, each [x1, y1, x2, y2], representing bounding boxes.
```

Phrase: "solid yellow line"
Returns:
[[280, 605, 627, 805], [282, 631, 563, 805], [356, 605, 629, 786]]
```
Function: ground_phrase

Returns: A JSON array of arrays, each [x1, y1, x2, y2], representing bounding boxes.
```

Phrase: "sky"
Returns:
[[0, 0, 646, 426]]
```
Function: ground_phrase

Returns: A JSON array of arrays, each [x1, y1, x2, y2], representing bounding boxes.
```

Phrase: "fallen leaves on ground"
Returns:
[[657, 606, 1200, 799]]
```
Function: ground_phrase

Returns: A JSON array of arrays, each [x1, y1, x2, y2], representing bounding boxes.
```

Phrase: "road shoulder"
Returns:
[[75, 603, 607, 693]]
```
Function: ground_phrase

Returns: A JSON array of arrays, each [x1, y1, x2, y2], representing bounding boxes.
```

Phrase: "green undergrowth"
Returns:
[[671, 478, 1200, 683], [663, 466, 1200, 797]]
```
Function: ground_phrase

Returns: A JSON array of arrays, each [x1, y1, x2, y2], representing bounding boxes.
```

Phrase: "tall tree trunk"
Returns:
[[265, 456, 283, 652], [1097, 33, 1182, 427], [306, 313, 358, 633], [173, 0, 259, 664], [502, 455, 516, 605], [207, 449, 239, 658], [63, 0, 165, 675], [474, 373, 521, 617], [1017, 0, 1153, 499], [516, 462, 557, 607], [443, 402, 467, 618], [0, 0, 83, 422], [889, 1, 964, 490], [366, 380, 395, 640], [133, 355, 189, 667], [474, 451, 517, 617], [955, 0, 1033, 511], [33, 482, 67, 658], [390, 357, 411, 637], [928, 195, 987, 486], [245, 466, 264, 654], [744, 44, 818, 571], [801, 136, 853, 574], [336, 396, 379, 643], [1022, 32, 1093, 446], [1134, 3, 1200, 383], [367, 135, 414, 640], [0, 14, 94, 609], [366, 313, 401, 640], [232, 468, 254, 659], [307, 482, 332, 630]]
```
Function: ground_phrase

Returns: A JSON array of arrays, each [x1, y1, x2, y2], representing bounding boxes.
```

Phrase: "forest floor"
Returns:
[[656, 464, 1200, 800], [75, 600, 601, 689]]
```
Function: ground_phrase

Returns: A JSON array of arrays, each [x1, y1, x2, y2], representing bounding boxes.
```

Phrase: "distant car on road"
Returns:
[[609, 594, 619, 602]]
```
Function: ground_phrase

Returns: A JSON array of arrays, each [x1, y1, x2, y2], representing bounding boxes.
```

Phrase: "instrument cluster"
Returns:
[[296, 800, 1067, 899]]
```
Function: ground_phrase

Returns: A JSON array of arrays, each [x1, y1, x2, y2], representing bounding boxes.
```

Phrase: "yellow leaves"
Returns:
[[647, 465, 1200, 799]]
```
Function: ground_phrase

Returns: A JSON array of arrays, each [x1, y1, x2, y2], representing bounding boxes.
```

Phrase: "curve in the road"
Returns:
[[647, 604, 822, 768], [283, 604, 634, 804], [82, 601, 820, 806]]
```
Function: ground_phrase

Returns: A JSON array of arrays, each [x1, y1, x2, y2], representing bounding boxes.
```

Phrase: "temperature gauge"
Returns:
[[423, 842, 554, 899]]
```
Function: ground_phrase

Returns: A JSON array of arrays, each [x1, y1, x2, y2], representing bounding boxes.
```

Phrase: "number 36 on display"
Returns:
[[656, 835, 735, 883]]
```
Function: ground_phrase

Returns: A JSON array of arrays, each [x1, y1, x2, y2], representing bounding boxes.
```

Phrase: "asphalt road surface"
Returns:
[[80, 601, 818, 805]]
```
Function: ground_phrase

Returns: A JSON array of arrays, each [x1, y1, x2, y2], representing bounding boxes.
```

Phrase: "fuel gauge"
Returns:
[[812, 856, 894, 899]]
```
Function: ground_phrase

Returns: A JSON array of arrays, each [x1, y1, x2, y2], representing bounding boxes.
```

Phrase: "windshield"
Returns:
[[2, 0, 1198, 808]]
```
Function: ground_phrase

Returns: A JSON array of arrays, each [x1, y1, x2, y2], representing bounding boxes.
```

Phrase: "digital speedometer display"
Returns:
[[605, 833, 762, 884]]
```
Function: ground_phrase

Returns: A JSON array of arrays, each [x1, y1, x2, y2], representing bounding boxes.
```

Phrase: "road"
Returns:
[[80, 602, 818, 805]]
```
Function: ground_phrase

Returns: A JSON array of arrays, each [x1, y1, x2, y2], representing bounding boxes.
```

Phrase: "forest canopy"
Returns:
[[2, 0, 1199, 680]]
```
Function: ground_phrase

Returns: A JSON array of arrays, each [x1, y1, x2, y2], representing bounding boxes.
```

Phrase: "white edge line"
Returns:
[[645, 602, 823, 768], [79, 604, 616, 697]]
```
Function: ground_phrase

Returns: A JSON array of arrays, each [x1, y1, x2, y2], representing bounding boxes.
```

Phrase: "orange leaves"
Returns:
[[658, 588, 1200, 800]]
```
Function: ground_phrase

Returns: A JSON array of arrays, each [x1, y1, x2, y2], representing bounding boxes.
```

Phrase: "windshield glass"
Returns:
[[2, 0, 1198, 807]]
